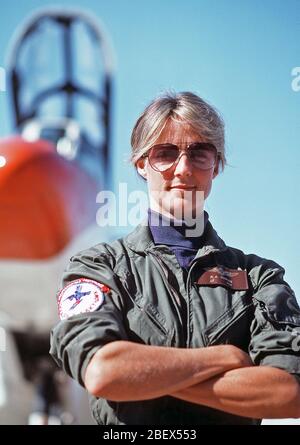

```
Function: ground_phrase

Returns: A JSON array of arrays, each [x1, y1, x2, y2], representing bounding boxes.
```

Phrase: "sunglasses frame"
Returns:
[[144, 142, 218, 172]]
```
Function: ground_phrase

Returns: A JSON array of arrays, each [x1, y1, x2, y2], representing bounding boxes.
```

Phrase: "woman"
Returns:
[[50, 91, 300, 425]]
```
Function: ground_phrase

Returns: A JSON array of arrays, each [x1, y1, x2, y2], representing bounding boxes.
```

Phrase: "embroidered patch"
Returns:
[[196, 266, 249, 290], [57, 278, 110, 320]]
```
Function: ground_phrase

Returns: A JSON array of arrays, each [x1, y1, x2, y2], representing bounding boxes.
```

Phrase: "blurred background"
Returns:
[[0, 0, 299, 425]]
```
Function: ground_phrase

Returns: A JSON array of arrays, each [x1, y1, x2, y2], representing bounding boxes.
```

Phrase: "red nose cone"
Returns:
[[0, 136, 98, 259]]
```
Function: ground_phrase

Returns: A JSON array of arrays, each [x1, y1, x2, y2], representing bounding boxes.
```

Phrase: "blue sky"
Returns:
[[0, 0, 299, 298]]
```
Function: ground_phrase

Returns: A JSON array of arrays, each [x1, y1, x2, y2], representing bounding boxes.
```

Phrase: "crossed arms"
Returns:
[[84, 341, 300, 419]]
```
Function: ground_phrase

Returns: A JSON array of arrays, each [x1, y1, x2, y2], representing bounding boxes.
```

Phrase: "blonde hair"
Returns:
[[131, 91, 226, 172]]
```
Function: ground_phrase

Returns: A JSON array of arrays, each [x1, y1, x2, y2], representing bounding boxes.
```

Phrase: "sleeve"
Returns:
[[49, 247, 129, 387], [249, 263, 300, 382]]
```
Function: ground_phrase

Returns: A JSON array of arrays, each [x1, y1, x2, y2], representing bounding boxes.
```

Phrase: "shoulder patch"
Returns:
[[57, 278, 110, 320]]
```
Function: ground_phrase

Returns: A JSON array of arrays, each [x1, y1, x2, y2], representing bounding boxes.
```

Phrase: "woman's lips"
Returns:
[[169, 185, 196, 190]]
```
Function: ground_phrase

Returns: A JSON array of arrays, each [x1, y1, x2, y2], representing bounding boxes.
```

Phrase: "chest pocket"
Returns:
[[117, 268, 175, 347], [126, 303, 174, 347], [202, 297, 254, 349]]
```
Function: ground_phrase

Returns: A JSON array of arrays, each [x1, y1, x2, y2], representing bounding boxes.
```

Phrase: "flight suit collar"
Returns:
[[191, 219, 228, 260], [125, 212, 228, 259]]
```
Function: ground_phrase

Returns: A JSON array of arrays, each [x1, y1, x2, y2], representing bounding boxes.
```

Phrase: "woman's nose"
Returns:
[[174, 153, 192, 176]]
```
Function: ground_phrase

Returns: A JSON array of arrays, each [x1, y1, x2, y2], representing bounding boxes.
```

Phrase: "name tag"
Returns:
[[196, 266, 249, 291]]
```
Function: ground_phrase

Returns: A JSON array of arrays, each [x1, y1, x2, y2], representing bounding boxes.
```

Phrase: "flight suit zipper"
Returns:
[[148, 250, 188, 347], [186, 247, 221, 286], [185, 248, 221, 347]]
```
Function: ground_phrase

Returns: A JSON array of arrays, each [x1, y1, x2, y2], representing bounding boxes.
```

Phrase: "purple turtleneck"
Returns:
[[148, 209, 209, 270]]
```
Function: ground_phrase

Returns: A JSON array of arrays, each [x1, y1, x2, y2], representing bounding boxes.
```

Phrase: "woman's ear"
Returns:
[[213, 163, 219, 178], [136, 158, 148, 181]]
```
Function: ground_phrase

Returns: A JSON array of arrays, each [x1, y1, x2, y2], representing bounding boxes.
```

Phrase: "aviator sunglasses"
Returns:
[[144, 142, 218, 172]]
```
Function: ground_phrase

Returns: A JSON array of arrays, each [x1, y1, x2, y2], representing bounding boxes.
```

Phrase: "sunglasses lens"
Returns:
[[149, 144, 179, 171], [189, 143, 216, 168]]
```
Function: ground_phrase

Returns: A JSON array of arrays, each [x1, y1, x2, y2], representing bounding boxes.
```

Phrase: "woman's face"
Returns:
[[137, 119, 218, 220]]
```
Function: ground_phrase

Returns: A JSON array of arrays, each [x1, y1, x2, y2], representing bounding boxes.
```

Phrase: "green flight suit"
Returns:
[[50, 217, 300, 425]]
